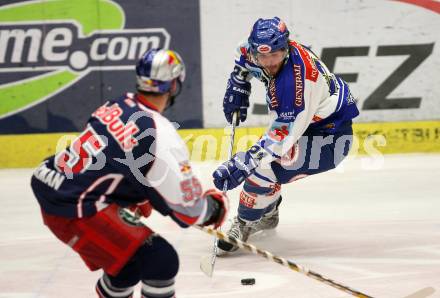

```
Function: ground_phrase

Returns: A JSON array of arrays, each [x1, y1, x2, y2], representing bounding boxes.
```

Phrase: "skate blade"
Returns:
[[199, 255, 214, 277]]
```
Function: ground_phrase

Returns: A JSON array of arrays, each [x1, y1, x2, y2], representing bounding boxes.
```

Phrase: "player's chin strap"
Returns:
[[164, 79, 182, 111], [123, 208, 373, 298]]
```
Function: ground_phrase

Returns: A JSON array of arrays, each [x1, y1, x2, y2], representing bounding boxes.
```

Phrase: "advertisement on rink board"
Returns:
[[0, 0, 203, 134], [201, 0, 440, 127], [0, 0, 438, 134], [0, 0, 439, 168]]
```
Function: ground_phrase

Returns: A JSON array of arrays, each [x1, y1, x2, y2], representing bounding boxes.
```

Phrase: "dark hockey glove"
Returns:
[[212, 145, 265, 191], [223, 73, 250, 124], [202, 189, 229, 228]]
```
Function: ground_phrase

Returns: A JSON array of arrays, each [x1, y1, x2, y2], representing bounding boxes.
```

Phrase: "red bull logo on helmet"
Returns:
[[278, 20, 287, 33]]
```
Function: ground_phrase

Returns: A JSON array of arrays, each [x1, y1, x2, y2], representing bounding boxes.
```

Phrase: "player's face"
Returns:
[[256, 49, 286, 76]]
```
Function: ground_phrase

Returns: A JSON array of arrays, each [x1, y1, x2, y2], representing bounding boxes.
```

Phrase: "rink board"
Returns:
[[1, 120, 440, 168]]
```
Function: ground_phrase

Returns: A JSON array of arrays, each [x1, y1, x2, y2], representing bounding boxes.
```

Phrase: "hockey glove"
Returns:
[[202, 189, 229, 228], [129, 200, 153, 218], [223, 73, 251, 124], [212, 145, 265, 191]]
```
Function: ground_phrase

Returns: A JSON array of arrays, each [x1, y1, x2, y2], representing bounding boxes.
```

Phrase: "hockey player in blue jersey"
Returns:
[[31, 48, 228, 298], [213, 17, 359, 252]]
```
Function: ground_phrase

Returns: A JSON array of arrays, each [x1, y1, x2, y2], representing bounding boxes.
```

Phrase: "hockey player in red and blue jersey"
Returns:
[[213, 17, 359, 253], [31, 49, 228, 298]]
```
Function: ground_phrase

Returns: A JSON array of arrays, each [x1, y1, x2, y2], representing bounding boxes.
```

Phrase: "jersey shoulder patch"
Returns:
[[289, 41, 319, 82]]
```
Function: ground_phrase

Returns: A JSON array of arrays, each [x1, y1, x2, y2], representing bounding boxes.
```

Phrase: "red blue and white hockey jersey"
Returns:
[[31, 93, 208, 227]]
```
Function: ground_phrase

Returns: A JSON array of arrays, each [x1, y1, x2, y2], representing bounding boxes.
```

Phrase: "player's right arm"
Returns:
[[117, 108, 228, 228], [147, 114, 228, 228]]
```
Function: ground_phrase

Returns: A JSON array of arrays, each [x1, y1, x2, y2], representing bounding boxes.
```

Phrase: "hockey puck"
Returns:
[[241, 278, 255, 285]]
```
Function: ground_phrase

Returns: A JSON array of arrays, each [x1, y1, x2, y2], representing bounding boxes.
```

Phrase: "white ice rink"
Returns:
[[1, 154, 439, 298]]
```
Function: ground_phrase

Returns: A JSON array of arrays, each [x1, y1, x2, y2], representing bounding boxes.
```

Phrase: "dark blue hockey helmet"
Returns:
[[248, 17, 290, 55], [136, 48, 185, 94]]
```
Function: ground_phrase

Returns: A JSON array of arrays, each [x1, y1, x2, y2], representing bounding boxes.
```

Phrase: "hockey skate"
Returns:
[[259, 195, 282, 231], [217, 197, 281, 254], [258, 203, 279, 230], [217, 216, 258, 253]]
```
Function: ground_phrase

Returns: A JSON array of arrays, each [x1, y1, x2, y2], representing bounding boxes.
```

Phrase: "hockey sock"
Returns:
[[141, 278, 175, 298], [96, 274, 134, 298]]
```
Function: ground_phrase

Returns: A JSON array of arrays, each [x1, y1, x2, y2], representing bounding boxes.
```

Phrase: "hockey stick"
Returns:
[[122, 207, 372, 298], [199, 111, 239, 277], [195, 225, 374, 298]]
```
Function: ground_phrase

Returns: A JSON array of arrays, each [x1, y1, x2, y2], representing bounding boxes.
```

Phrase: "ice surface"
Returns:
[[1, 154, 439, 298]]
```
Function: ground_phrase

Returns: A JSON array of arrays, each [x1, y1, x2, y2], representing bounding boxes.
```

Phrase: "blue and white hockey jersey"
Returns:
[[234, 40, 359, 160], [31, 93, 209, 226]]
